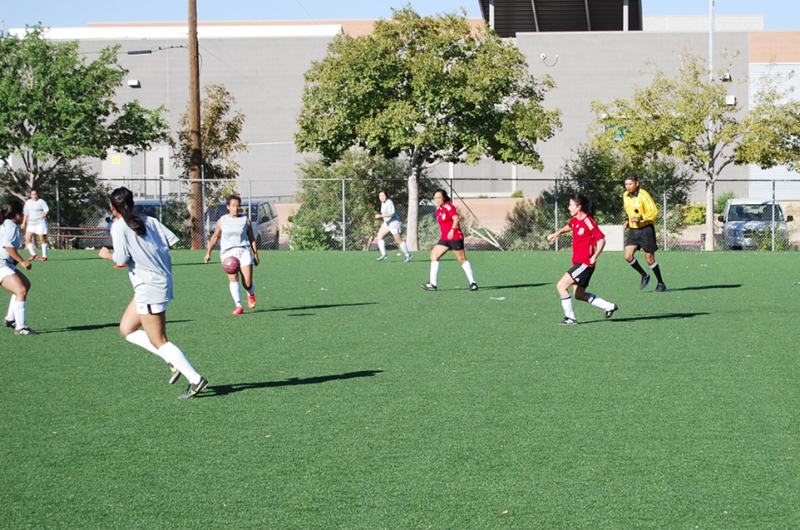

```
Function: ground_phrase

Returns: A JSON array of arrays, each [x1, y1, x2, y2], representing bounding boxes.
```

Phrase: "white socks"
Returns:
[[229, 281, 242, 306], [377, 240, 387, 256], [587, 293, 615, 311], [462, 261, 476, 284], [41, 244, 48, 258], [27, 244, 36, 256], [560, 295, 576, 320], [246, 283, 255, 295], [6, 295, 15, 322], [11, 300, 26, 329], [126, 330, 202, 384], [429, 261, 440, 286], [400, 242, 410, 257]]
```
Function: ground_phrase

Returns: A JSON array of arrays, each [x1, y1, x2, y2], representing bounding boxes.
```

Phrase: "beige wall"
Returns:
[[750, 31, 800, 63]]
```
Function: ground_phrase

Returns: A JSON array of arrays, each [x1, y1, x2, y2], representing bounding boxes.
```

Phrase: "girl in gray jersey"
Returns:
[[373, 190, 411, 262], [99, 187, 208, 399], [204, 195, 259, 315], [1, 200, 37, 335]]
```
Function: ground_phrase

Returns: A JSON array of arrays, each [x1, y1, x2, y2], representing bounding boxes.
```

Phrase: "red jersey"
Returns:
[[437, 202, 464, 241], [569, 214, 604, 266]]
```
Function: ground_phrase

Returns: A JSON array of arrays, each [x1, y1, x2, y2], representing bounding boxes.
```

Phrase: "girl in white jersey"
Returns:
[[204, 195, 259, 315], [99, 187, 208, 399], [21, 189, 49, 261], [1, 201, 38, 335], [373, 190, 411, 262]]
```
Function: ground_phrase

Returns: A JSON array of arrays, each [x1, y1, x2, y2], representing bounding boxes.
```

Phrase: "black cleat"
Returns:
[[4, 319, 15, 328], [639, 275, 651, 290], [654, 283, 667, 293], [468, 283, 478, 291], [420, 282, 437, 291], [605, 304, 619, 319], [558, 317, 578, 325], [178, 377, 208, 399], [14, 327, 39, 335], [168, 363, 181, 385]]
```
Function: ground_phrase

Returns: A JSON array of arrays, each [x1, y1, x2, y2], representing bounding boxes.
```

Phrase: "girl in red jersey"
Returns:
[[546, 194, 618, 325], [420, 189, 477, 291]]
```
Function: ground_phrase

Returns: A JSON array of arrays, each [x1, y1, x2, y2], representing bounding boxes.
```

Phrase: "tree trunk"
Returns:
[[406, 164, 421, 252], [704, 178, 715, 251]]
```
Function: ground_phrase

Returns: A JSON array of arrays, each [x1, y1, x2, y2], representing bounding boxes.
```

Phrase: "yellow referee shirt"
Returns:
[[623, 189, 658, 228]]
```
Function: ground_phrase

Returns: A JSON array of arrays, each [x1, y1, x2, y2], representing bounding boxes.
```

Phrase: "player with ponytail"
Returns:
[[1, 200, 37, 334]]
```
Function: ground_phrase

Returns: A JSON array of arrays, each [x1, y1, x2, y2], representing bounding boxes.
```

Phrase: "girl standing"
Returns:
[[204, 195, 259, 315], [21, 189, 49, 261], [99, 187, 207, 399], [373, 190, 411, 262], [1, 201, 37, 335], [420, 189, 478, 291], [546, 194, 618, 325]]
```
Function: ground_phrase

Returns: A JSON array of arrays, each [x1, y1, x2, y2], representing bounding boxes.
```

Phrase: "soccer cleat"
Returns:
[[178, 377, 208, 399], [420, 282, 437, 291], [468, 283, 478, 291], [14, 327, 39, 335], [376, 255, 388, 261], [232, 306, 244, 315], [654, 283, 667, 293], [558, 317, 578, 325], [28, 255, 37, 260], [38, 256, 48, 261], [605, 304, 619, 319], [3, 319, 14, 328], [404, 254, 412, 263], [247, 293, 256, 309], [168, 363, 181, 385], [639, 274, 651, 290], [113, 264, 127, 268]]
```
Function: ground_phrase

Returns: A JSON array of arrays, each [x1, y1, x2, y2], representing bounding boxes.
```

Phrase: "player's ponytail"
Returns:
[[1, 200, 23, 224], [110, 187, 147, 238], [571, 194, 596, 217]]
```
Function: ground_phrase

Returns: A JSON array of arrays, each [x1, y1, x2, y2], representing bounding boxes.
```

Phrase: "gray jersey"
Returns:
[[0, 219, 22, 267], [219, 214, 249, 252], [23, 199, 49, 225], [111, 216, 179, 305], [381, 199, 401, 225]]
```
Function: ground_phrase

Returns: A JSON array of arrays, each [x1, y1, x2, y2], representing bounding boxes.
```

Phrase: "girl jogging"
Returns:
[[546, 194, 618, 325], [373, 190, 412, 262], [99, 187, 208, 399], [1, 201, 37, 335], [204, 195, 259, 315], [420, 189, 478, 291]]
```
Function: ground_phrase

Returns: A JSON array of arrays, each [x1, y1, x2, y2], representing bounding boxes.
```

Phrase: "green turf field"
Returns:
[[1, 249, 799, 528]]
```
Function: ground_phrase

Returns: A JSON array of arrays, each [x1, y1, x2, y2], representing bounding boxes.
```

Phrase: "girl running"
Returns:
[[99, 187, 208, 399], [204, 195, 259, 315], [546, 194, 618, 325], [1, 201, 37, 335], [21, 189, 49, 261], [373, 190, 411, 262], [420, 189, 477, 291]]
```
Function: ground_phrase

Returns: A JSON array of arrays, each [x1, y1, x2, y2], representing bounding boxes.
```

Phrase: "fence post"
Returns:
[[56, 179, 61, 228], [772, 179, 776, 251], [342, 178, 346, 251], [663, 180, 667, 251], [554, 179, 559, 252]]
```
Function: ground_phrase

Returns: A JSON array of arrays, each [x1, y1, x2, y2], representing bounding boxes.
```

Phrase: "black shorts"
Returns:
[[437, 239, 465, 251], [567, 263, 595, 288], [625, 223, 658, 254]]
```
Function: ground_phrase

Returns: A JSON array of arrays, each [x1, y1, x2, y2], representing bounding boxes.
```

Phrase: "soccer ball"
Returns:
[[222, 256, 241, 274]]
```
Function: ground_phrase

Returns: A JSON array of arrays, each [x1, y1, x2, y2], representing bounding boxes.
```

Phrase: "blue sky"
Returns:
[[3, 0, 797, 31]]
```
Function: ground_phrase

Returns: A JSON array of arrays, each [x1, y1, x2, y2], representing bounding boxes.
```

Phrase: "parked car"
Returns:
[[208, 200, 280, 250], [717, 199, 793, 250]]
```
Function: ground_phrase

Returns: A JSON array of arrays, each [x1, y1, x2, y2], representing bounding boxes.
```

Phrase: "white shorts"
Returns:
[[221, 246, 254, 267], [384, 220, 402, 235], [0, 264, 18, 283], [26, 222, 48, 236], [136, 301, 169, 315]]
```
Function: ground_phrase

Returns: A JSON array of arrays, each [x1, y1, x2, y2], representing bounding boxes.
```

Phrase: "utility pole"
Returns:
[[188, 0, 203, 249]]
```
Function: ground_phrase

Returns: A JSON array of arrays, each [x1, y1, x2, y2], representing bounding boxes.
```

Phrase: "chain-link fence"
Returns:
[[47, 177, 800, 252]]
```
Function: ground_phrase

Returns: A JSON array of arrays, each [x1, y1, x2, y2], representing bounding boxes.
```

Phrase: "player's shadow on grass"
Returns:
[[198, 370, 383, 398], [606, 312, 709, 323], [664, 284, 741, 292], [258, 302, 378, 314], [44, 320, 193, 333], [483, 283, 547, 290]]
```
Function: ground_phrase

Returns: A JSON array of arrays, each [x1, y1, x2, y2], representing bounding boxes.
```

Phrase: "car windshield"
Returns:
[[209, 203, 258, 222], [728, 204, 784, 222]]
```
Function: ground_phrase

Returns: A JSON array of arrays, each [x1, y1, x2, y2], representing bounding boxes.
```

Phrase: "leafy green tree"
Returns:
[[0, 26, 168, 199], [591, 49, 800, 249], [288, 148, 437, 250], [295, 6, 562, 250], [173, 83, 247, 209]]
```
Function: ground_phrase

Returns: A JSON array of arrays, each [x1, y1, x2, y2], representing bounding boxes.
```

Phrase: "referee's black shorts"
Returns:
[[625, 223, 658, 254]]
